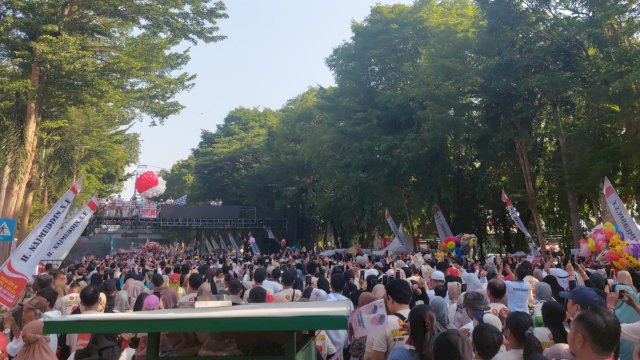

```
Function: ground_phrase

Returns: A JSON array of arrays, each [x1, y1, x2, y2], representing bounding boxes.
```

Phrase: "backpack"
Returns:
[[74, 333, 122, 360]]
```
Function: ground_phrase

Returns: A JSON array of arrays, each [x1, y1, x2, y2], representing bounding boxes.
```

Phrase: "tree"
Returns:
[[0, 0, 227, 222]]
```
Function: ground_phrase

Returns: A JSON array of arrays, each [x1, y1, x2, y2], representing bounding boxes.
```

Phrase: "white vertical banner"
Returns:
[[501, 191, 532, 238], [42, 196, 98, 261], [228, 233, 241, 254], [603, 177, 640, 244], [501, 190, 543, 258], [0, 178, 82, 308], [433, 205, 454, 241], [384, 209, 407, 246], [218, 234, 230, 253], [209, 236, 220, 250]]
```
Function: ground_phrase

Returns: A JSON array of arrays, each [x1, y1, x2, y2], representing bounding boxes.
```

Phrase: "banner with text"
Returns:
[[501, 191, 532, 238], [384, 209, 407, 246], [0, 178, 82, 308], [433, 205, 454, 241], [603, 177, 640, 244], [42, 196, 98, 261]]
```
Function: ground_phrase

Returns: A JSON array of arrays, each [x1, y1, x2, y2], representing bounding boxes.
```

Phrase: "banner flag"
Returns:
[[42, 196, 98, 261], [0, 178, 82, 308], [603, 177, 640, 244], [501, 191, 532, 238], [228, 233, 241, 254], [433, 205, 454, 241], [218, 235, 230, 253], [249, 234, 261, 257], [501, 190, 543, 258], [209, 236, 220, 250], [204, 236, 214, 254], [384, 209, 407, 246]]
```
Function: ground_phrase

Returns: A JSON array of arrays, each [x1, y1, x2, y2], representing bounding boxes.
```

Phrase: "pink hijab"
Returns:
[[14, 319, 56, 360]]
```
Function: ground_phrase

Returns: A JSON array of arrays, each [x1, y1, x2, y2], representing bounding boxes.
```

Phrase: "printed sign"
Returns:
[[0, 219, 16, 242], [349, 299, 387, 338]]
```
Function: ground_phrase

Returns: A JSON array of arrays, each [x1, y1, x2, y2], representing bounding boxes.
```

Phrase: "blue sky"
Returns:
[[123, 0, 413, 197]]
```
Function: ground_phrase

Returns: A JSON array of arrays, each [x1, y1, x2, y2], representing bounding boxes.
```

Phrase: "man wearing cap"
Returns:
[[460, 291, 503, 332], [427, 271, 450, 304], [560, 285, 601, 320]]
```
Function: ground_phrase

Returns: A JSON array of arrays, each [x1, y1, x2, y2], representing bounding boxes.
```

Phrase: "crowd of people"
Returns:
[[1, 243, 639, 360]]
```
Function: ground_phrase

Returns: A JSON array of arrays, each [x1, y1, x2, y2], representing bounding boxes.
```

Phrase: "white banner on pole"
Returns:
[[384, 209, 407, 246], [42, 196, 98, 261], [603, 177, 640, 244], [433, 205, 454, 241], [0, 178, 82, 308]]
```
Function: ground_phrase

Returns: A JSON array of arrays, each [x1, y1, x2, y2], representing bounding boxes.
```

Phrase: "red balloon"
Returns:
[[135, 171, 159, 194]]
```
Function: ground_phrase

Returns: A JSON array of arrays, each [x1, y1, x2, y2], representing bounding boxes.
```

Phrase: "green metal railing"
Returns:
[[44, 301, 350, 360]]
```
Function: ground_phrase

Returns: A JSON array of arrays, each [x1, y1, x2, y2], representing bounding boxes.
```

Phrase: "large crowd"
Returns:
[[2, 243, 639, 360]]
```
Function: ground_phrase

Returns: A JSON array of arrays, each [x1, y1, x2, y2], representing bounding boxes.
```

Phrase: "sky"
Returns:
[[123, 0, 414, 197]]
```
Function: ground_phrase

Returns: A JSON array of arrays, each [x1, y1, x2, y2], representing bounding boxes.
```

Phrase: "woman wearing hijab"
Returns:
[[114, 290, 132, 313], [13, 319, 56, 360], [123, 278, 145, 306], [542, 275, 563, 304], [532, 282, 553, 327], [428, 297, 451, 336]]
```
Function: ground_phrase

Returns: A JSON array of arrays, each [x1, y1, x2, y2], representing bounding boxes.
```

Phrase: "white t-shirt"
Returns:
[[274, 288, 301, 302], [178, 293, 198, 303], [365, 308, 411, 355], [533, 327, 555, 349], [505, 279, 531, 313], [487, 302, 508, 317], [55, 293, 80, 316]]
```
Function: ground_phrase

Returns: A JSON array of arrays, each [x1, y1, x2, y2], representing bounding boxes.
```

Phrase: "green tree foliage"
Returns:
[[165, 0, 640, 251], [0, 1, 227, 243]]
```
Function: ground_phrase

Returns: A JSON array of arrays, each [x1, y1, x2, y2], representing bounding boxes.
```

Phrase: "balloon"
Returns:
[[603, 222, 616, 234], [135, 171, 166, 199], [579, 242, 592, 257]]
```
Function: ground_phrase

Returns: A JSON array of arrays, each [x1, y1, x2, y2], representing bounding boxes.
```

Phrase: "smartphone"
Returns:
[[395, 270, 401, 279], [382, 275, 388, 285], [461, 283, 467, 292], [305, 275, 312, 287], [619, 289, 627, 299]]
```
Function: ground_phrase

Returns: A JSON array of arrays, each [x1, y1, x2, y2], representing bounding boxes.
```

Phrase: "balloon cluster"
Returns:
[[135, 171, 166, 199], [440, 234, 477, 258], [580, 222, 640, 270]]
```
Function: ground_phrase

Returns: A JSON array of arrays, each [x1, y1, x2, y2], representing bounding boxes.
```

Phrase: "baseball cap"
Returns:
[[431, 271, 445, 281], [559, 286, 599, 309], [461, 291, 489, 311], [448, 268, 460, 277]]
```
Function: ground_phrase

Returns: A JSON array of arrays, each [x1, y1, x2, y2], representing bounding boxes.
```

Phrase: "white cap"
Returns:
[[431, 270, 445, 281]]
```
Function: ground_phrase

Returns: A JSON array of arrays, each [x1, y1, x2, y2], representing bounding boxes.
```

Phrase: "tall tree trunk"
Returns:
[[2, 62, 41, 219], [552, 103, 582, 246], [514, 138, 547, 256], [0, 62, 41, 265], [591, 197, 601, 224], [400, 188, 416, 251], [17, 151, 39, 243], [0, 164, 9, 212]]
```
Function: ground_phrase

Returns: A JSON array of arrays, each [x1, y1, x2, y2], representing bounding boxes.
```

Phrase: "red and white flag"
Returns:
[[501, 190, 531, 238], [0, 178, 82, 308], [603, 177, 640, 244], [42, 196, 98, 261]]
